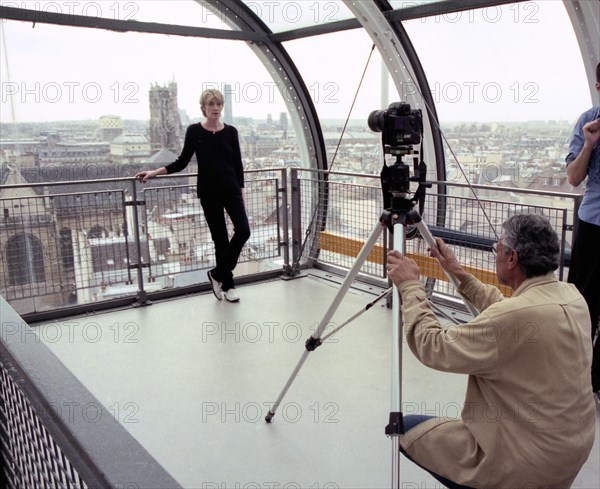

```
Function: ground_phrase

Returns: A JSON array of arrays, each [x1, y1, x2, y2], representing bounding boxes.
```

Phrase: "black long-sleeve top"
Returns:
[[164, 123, 244, 197]]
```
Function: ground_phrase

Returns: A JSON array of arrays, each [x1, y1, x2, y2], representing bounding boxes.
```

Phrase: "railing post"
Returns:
[[558, 207, 569, 281], [128, 179, 150, 306], [289, 168, 303, 275], [571, 194, 583, 242], [564, 194, 583, 280], [278, 168, 291, 274]]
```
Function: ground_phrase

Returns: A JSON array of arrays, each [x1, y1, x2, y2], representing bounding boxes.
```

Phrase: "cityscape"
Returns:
[[0, 81, 586, 314], [0, 81, 583, 193]]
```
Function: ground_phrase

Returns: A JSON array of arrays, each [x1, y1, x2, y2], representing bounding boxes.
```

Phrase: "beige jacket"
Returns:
[[398, 273, 596, 488]]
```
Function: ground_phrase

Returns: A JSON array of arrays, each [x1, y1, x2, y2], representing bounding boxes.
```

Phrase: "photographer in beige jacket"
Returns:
[[387, 214, 595, 489]]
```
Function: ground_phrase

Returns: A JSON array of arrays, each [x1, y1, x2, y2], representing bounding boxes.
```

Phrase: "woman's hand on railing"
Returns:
[[135, 167, 167, 183], [135, 170, 155, 183]]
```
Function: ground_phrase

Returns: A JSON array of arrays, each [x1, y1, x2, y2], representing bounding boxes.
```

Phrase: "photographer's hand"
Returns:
[[429, 238, 468, 284], [387, 250, 420, 286]]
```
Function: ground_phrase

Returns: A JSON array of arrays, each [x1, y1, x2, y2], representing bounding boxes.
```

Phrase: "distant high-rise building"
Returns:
[[279, 112, 288, 139], [223, 84, 233, 125], [279, 112, 288, 131], [149, 82, 183, 154]]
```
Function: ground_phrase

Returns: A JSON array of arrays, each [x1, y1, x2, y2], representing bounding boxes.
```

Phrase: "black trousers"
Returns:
[[200, 192, 250, 291], [568, 218, 600, 391]]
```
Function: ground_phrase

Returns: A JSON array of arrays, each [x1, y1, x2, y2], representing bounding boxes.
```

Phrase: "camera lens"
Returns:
[[368, 110, 385, 133]]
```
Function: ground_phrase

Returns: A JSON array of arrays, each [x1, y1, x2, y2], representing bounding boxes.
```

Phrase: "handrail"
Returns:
[[0, 167, 286, 190]]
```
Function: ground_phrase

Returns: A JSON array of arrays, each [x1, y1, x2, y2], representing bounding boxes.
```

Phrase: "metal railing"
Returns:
[[290, 168, 579, 301], [1, 169, 289, 320], [1, 166, 581, 317]]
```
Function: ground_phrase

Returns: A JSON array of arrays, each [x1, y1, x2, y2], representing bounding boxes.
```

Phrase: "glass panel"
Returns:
[[0, 20, 302, 310], [4, 0, 231, 29], [238, 0, 355, 32], [399, 1, 588, 221], [285, 29, 388, 174], [0, 21, 294, 123], [402, 1, 589, 123]]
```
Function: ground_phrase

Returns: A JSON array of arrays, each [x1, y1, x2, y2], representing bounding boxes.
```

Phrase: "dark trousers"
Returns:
[[401, 415, 476, 489], [568, 218, 600, 392], [200, 192, 250, 291]]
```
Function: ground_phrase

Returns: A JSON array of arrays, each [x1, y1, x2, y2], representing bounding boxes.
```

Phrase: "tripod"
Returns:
[[265, 156, 478, 488]]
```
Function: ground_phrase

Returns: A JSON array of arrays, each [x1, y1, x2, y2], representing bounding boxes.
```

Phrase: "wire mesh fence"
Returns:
[[296, 172, 384, 277], [142, 175, 284, 285], [0, 365, 89, 489], [1, 170, 286, 316], [294, 169, 575, 302], [0, 167, 577, 316]]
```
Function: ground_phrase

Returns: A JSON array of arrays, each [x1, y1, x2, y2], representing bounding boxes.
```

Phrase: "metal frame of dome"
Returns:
[[345, 0, 445, 184], [0, 0, 598, 238], [1, 1, 597, 173], [564, 1, 600, 103]]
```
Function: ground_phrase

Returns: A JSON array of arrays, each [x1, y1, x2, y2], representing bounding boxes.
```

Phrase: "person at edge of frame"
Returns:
[[566, 61, 600, 395], [135, 88, 250, 303], [386, 213, 595, 489]]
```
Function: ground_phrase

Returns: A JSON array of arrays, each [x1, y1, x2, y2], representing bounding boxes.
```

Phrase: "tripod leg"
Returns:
[[265, 222, 385, 422], [312, 222, 386, 338], [320, 287, 392, 343], [387, 212, 478, 486], [389, 222, 405, 489], [265, 350, 310, 422], [413, 217, 480, 318]]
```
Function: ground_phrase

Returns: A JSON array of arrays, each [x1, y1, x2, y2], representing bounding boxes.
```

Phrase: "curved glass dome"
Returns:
[[0, 0, 597, 179], [237, 0, 357, 32]]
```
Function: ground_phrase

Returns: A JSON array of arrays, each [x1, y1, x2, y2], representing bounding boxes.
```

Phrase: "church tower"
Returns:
[[148, 81, 183, 155]]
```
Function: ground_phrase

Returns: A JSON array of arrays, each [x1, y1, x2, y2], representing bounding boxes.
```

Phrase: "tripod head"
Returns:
[[370, 101, 431, 230], [380, 149, 431, 230]]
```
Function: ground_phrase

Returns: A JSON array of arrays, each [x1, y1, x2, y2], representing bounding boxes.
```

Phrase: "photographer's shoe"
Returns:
[[207, 270, 223, 300], [223, 289, 240, 303]]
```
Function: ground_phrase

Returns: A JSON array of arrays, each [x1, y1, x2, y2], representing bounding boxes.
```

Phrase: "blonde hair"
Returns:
[[199, 89, 225, 117]]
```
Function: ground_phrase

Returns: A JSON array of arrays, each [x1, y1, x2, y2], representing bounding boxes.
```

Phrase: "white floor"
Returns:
[[34, 274, 600, 489]]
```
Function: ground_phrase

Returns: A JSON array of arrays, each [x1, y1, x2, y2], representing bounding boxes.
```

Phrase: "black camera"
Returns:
[[368, 102, 422, 153]]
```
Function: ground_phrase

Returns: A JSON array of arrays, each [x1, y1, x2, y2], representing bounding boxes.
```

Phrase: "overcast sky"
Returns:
[[0, 0, 594, 125]]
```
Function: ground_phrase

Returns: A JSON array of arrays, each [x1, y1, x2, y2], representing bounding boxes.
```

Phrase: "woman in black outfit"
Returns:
[[136, 89, 250, 302]]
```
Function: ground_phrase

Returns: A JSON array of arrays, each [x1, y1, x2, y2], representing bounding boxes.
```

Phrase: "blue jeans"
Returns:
[[401, 415, 477, 489]]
